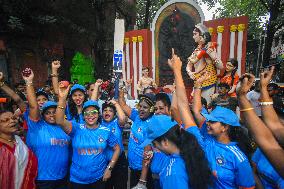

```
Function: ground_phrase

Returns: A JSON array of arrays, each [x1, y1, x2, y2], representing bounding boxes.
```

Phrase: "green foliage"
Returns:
[[214, 0, 267, 38], [135, 0, 168, 29], [70, 52, 95, 84]]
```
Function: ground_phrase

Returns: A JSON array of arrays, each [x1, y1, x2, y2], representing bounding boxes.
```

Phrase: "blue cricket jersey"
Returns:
[[159, 154, 189, 189], [128, 108, 152, 170], [26, 117, 70, 180], [101, 118, 124, 160], [150, 147, 170, 175], [69, 122, 118, 184], [187, 123, 255, 189], [252, 148, 284, 189]]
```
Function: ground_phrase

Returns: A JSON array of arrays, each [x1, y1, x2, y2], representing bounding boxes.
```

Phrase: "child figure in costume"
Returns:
[[186, 23, 223, 103], [137, 67, 157, 95]]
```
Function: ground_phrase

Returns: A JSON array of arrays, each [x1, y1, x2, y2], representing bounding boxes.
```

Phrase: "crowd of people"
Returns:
[[1, 24, 284, 189]]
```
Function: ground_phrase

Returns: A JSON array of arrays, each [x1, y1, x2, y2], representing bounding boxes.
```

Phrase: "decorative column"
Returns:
[[208, 27, 214, 36], [229, 25, 237, 58], [217, 26, 224, 60], [216, 26, 224, 75], [132, 36, 138, 99], [138, 36, 143, 79], [124, 38, 130, 81], [237, 24, 245, 76]]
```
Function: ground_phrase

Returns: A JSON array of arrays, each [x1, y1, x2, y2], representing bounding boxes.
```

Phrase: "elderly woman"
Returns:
[[0, 110, 38, 189]]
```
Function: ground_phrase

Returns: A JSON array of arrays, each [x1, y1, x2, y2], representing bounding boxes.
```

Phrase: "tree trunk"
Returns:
[[262, 0, 281, 67], [143, 0, 151, 29], [93, 1, 116, 80]]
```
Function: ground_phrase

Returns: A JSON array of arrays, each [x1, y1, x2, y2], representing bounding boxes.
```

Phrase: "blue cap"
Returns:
[[140, 115, 178, 147], [36, 89, 49, 100], [83, 100, 99, 110], [42, 101, 57, 112], [70, 84, 86, 95], [201, 106, 240, 127]]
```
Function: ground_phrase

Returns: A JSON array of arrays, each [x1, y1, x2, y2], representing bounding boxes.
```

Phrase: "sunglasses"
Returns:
[[83, 109, 98, 117]]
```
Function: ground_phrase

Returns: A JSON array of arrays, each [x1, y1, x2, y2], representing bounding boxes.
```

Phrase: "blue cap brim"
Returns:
[[201, 112, 219, 122], [140, 139, 153, 148]]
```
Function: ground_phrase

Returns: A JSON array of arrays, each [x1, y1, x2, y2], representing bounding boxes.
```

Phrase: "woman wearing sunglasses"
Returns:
[[22, 70, 70, 189], [56, 84, 120, 189]]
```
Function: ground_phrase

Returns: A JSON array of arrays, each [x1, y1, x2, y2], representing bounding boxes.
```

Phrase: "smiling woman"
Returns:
[[0, 110, 38, 189], [56, 86, 121, 189]]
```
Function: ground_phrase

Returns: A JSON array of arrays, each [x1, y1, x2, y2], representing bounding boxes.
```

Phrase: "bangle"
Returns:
[[194, 86, 202, 90], [57, 105, 65, 109], [0, 81, 5, 87], [107, 165, 113, 171], [259, 101, 273, 106], [139, 179, 147, 184], [50, 73, 58, 77], [25, 81, 33, 86], [240, 108, 254, 112]]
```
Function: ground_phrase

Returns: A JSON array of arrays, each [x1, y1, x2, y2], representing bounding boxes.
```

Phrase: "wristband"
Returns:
[[50, 73, 58, 77], [57, 106, 65, 109], [259, 101, 273, 106]]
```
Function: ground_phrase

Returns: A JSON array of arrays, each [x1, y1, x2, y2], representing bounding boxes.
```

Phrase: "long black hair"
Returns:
[[155, 125, 212, 189], [228, 125, 255, 159], [68, 89, 87, 122], [223, 58, 238, 87]]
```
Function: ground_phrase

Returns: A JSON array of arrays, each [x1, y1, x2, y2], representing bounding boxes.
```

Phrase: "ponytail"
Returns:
[[228, 126, 254, 159], [155, 125, 212, 189]]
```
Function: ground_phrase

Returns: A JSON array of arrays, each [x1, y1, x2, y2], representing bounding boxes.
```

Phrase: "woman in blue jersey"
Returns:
[[50, 60, 86, 123], [133, 92, 176, 189], [118, 89, 156, 188], [56, 84, 120, 189], [141, 115, 212, 189], [252, 148, 284, 188], [22, 70, 70, 189], [168, 49, 255, 189], [65, 84, 87, 123], [101, 100, 128, 189]]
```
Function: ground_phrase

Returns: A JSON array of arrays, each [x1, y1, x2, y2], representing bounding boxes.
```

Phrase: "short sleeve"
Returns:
[[186, 126, 205, 149], [26, 116, 42, 131], [252, 148, 261, 164], [69, 121, 81, 137], [235, 160, 255, 188], [130, 108, 139, 121], [233, 74, 239, 86], [107, 132, 119, 148], [161, 174, 189, 189]]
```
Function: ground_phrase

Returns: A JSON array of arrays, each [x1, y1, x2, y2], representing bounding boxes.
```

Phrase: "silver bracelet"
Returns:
[[259, 101, 273, 106]]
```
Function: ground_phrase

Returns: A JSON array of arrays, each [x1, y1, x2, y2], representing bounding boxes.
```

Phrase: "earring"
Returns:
[[150, 106, 154, 113]]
